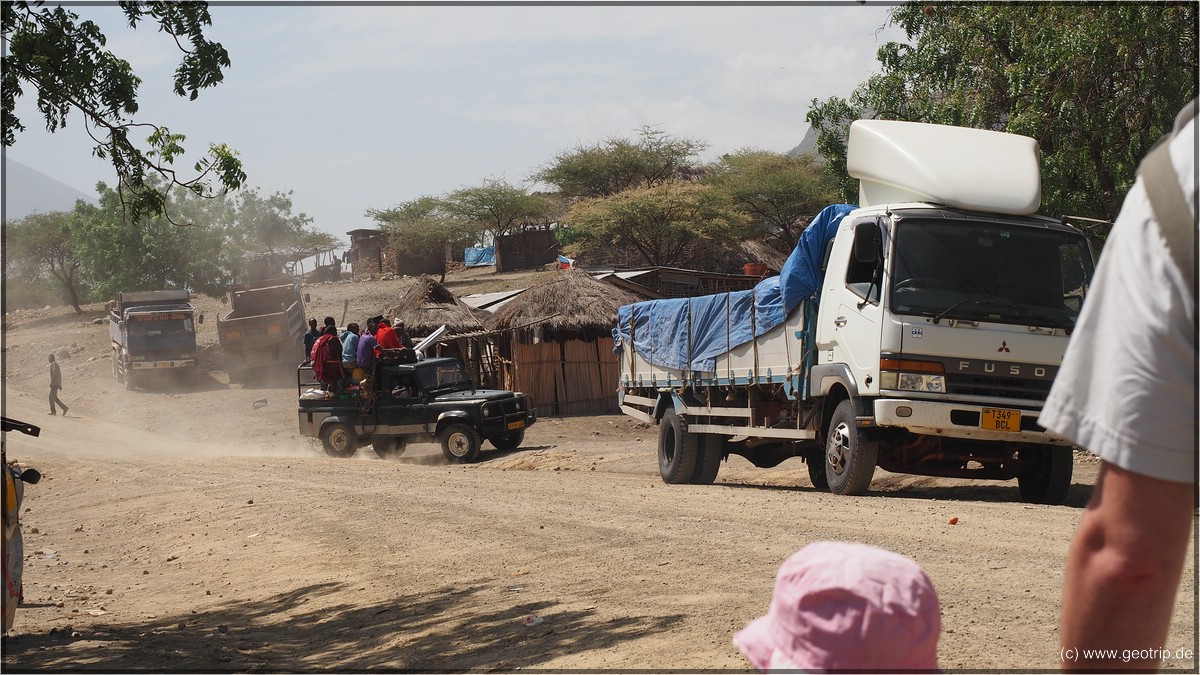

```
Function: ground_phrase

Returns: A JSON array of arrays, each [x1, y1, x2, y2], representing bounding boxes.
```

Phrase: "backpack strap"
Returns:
[[1137, 101, 1197, 301]]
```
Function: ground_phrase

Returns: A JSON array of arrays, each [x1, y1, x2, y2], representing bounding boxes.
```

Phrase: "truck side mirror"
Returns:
[[304, 293, 311, 303], [853, 222, 881, 264], [197, 314, 204, 325]]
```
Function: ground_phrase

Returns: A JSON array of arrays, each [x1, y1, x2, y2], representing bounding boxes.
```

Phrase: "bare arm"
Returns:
[[1061, 461, 1194, 670]]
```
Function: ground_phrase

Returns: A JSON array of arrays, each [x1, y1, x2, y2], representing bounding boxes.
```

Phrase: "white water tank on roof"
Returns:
[[847, 119, 1042, 216]]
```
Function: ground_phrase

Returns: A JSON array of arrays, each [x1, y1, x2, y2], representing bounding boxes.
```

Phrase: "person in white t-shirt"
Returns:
[[1041, 99, 1196, 671]]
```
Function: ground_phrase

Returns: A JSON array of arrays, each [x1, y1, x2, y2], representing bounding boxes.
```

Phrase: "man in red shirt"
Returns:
[[375, 318, 402, 350]]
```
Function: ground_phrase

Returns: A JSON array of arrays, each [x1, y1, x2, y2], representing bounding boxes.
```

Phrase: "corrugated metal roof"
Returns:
[[459, 288, 528, 312]]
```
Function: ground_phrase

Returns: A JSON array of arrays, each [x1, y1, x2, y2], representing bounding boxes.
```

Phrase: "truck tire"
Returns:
[[1017, 444, 1073, 505], [692, 434, 723, 485], [806, 448, 830, 491], [824, 400, 878, 495], [490, 429, 525, 451], [372, 437, 407, 459], [658, 409, 701, 484], [124, 369, 137, 391], [441, 423, 482, 463], [320, 422, 358, 458], [111, 350, 122, 384]]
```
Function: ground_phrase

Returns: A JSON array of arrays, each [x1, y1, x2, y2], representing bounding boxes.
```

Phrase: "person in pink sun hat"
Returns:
[[733, 541, 942, 672]]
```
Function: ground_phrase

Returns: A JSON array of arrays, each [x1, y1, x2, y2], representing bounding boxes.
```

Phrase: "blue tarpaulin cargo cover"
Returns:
[[613, 204, 856, 373]]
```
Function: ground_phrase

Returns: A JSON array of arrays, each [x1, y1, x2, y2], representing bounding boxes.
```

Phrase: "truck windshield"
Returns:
[[128, 317, 194, 336], [416, 362, 472, 391], [889, 220, 1094, 329]]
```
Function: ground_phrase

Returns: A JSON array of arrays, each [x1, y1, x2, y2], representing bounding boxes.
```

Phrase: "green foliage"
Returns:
[[44, 176, 334, 301], [366, 196, 480, 281], [2, 0, 245, 225], [534, 126, 707, 198], [807, 2, 1197, 239], [72, 179, 231, 299], [704, 150, 838, 251], [564, 182, 752, 267], [5, 210, 90, 312], [443, 179, 561, 270]]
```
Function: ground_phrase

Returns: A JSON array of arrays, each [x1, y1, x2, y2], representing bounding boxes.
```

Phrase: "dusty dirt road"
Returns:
[[2, 274, 1195, 672]]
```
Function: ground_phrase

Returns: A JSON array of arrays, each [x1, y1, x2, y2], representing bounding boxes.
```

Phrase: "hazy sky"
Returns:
[[6, 2, 906, 246]]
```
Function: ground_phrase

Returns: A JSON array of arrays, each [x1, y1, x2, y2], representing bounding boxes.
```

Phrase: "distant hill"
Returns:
[[786, 126, 821, 159], [2, 157, 97, 222]]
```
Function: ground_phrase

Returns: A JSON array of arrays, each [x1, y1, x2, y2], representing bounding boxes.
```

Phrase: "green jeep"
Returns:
[[298, 355, 536, 462]]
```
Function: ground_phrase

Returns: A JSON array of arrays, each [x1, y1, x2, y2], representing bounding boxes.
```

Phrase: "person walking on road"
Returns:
[[48, 354, 68, 416]]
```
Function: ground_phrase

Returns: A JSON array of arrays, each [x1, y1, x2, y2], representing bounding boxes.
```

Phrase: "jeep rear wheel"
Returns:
[[440, 423, 481, 463], [372, 437, 407, 459], [321, 422, 358, 458]]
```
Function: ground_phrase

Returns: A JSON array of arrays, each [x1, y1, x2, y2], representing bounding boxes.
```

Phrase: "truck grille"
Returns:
[[945, 373, 1053, 402]]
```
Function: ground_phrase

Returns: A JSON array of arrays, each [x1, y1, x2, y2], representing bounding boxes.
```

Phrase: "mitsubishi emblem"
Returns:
[[998, 341, 1011, 353]]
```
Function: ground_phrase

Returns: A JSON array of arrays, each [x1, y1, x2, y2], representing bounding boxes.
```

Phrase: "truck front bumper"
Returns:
[[131, 359, 196, 369], [872, 398, 1072, 445]]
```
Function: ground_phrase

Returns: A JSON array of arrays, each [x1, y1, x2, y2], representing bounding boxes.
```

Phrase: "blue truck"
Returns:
[[109, 290, 202, 390]]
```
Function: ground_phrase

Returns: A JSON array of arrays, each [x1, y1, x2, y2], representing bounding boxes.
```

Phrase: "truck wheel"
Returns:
[[658, 409, 701, 484], [372, 437, 407, 459], [1017, 444, 1072, 505], [320, 422, 358, 458], [112, 350, 122, 384], [824, 400, 878, 495], [806, 448, 830, 491], [441, 423, 481, 463], [692, 434, 723, 485], [490, 429, 525, 451], [124, 369, 137, 391]]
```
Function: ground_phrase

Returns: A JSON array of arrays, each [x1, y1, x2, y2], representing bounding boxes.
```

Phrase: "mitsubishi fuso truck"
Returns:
[[614, 119, 1096, 504]]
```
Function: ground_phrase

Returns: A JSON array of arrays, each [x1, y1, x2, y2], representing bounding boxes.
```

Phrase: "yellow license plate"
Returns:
[[507, 420, 525, 430], [981, 408, 1021, 432]]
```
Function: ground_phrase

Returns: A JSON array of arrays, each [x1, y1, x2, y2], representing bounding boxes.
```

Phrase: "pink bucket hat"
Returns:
[[733, 541, 941, 672]]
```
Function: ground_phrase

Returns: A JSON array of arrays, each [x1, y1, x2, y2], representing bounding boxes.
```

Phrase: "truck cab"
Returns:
[[109, 290, 201, 390]]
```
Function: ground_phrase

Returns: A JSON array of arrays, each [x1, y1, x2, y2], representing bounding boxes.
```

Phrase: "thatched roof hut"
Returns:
[[485, 269, 642, 341], [485, 270, 639, 415], [385, 276, 485, 337]]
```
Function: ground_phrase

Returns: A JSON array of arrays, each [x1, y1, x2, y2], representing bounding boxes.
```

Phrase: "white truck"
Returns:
[[614, 120, 1096, 504]]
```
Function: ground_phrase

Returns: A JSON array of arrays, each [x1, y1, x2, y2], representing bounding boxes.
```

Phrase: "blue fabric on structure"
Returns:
[[613, 203, 857, 373], [464, 246, 495, 267]]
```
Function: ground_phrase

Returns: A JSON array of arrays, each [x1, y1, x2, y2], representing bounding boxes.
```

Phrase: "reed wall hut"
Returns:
[[385, 276, 496, 386], [486, 270, 641, 416]]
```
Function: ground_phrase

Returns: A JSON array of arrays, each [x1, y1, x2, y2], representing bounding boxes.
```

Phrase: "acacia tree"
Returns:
[[704, 150, 838, 252], [443, 179, 559, 272], [366, 196, 477, 283], [2, 1, 245, 225], [534, 126, 707, 199], [564, 182, 751, 268], [807, 2, 1197, 237], [71, 179, 230, 299], [6, 210, 89, 312]]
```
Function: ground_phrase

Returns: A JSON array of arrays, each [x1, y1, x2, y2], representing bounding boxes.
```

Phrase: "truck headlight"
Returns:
[[880, 358, 946, 393], [482, 403, 495, 417]]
